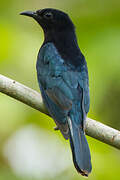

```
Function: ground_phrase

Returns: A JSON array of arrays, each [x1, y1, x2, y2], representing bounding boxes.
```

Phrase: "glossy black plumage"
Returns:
[[20, 8, 92, 176]]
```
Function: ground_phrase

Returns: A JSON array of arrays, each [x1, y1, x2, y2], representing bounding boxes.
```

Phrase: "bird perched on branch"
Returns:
[[20, 8, 92, 176]]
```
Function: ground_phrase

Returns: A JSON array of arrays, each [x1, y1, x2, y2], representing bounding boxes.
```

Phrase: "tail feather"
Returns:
[[68, 117, 92, 176]]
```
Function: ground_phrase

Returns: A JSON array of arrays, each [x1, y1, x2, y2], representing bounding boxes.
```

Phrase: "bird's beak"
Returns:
[[20, 11, 37, 18]]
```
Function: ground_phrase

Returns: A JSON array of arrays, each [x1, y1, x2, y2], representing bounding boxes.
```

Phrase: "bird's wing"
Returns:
[[44, 69, 89, 114], [43, 68, 89, 133], [45, 87, 72, 111], [39, 84, 69, 139], [37, 43, 89, 137]]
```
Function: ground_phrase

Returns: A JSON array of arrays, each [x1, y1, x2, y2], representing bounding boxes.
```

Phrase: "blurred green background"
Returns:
[[0, 0, 120, 179]]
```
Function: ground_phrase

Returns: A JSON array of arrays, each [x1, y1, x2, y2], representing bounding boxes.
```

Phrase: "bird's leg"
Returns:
[[54, 126, 59, 130]]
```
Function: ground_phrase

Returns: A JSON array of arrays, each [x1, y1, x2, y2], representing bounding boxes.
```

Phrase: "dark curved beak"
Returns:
[[20, 11, 37, 18]]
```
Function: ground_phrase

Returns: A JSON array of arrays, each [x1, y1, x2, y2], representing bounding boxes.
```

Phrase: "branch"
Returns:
[[0, 74, 120, 149]]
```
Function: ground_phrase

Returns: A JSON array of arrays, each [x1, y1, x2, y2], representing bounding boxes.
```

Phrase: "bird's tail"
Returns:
[[68, 117, 92, 176]]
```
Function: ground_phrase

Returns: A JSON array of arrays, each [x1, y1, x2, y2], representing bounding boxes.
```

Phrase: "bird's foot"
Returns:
[[54, 126, 59, 131]]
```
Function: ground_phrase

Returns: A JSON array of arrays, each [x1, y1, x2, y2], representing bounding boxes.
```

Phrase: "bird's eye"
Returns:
[[43, 12, 53, 19]]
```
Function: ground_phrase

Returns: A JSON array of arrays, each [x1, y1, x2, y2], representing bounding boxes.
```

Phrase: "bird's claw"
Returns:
[[54, 126, 59, 130]]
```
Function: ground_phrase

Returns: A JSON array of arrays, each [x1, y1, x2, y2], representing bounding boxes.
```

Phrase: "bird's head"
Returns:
[[20, 8, 74, 33]]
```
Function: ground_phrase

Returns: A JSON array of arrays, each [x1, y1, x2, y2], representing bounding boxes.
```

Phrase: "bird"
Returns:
[[20, 8, 92, 176]]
